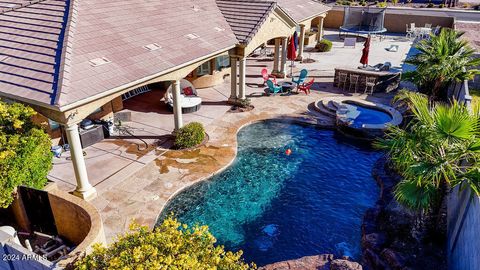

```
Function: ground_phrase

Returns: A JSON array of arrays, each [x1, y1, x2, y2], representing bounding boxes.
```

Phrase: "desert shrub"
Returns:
[[391, 0, 399, 5], [377, 0, 388, 7], [75, 217, 256, 270], [0, 101, 52, 208], [174, 122, 205, 149], [426, 2, 435, 7], [235, 98, 252, 108], [316, 39, 333, 52], [438, 3, 445, 8]]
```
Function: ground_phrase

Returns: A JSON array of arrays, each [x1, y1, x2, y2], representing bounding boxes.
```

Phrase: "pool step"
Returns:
[[314, 100, 337, 118]]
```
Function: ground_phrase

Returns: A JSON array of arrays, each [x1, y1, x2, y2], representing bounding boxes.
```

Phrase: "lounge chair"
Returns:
[[262, 68, 277, 85], [292, 69, 308, 85], [266, 79, 282, 95], [298, 79, 314, 95], [164, 79, 202, 113], [385, 45, 399, 52]]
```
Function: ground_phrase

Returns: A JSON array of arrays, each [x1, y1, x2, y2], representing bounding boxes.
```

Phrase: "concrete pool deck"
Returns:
[[47, 30, 413, 241]]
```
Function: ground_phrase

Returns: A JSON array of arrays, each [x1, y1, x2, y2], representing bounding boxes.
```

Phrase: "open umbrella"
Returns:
[[360, 35, 371, 67], [287, 31, 298, 77]]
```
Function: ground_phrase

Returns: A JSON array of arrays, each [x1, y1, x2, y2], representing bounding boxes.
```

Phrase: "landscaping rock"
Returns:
[[330, 259, 362, 270], [362, 233, 386, 252], [259, 254, 333, 270], [381, 249, 406, 270]]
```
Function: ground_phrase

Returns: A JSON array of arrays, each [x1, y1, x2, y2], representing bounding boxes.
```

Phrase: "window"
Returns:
[[48, 119, 60, 130], [196, 61, 211, 76], [215, 55, 230, 71]]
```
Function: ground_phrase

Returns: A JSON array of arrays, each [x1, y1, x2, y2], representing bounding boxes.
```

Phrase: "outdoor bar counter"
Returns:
[[333, 67, 401, 93]]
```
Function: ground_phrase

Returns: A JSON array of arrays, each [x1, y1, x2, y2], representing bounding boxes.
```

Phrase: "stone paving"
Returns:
[[47, 30, 413, 242]]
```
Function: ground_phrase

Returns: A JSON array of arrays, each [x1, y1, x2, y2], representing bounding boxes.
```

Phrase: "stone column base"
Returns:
[[272, 71, 286, 79], [227, 97, 237, 105], [72, 187, 97, 201]]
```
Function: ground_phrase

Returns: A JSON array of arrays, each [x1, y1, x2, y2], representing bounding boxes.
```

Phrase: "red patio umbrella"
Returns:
[[360, 35, 371, 67], [287, 33, 297, 77]]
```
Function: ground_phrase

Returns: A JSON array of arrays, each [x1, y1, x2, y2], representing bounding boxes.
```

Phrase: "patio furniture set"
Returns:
[[405, 23, 440, 40], [263, 68, 314, 95], [334, 67, 401, 94]]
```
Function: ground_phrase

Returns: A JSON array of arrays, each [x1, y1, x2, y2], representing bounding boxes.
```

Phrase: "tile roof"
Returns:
[[455, 21, 480, 52], [274, 0, 330, 23], [216, 0, 276, 45], [0, 0, 237, 109]]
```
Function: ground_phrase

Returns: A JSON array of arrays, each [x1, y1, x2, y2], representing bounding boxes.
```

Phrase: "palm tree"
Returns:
[[404, 28, 480, 101], [376, 91, 480, 223]]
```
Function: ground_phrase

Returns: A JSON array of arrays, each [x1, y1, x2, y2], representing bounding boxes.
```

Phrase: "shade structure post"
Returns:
[[273, 38, 281, 74], [238, 57, 246, 100], [172, 80, 183, 131], [65, 123, 97, 200], [229, 57, 238, 103], [297, 24, 306, 61]]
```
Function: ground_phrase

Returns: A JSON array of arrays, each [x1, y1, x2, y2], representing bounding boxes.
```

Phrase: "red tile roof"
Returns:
[[0, 0, 237, 108], [217, 0, 276, 45], [275, 0, 330, 23]]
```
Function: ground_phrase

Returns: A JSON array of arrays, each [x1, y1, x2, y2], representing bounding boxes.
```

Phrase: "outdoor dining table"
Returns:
[[413, 27, 431, 38]]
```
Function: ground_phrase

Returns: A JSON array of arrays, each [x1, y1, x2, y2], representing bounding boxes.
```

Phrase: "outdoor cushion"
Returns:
[[183, 87, 194, 96]]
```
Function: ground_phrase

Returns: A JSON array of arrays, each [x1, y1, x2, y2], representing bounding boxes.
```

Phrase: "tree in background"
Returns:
[[376, 91, 480, 227], [404, 28, 480, 101], [75, 217, 256, 270], [0, 100, 52, 208]]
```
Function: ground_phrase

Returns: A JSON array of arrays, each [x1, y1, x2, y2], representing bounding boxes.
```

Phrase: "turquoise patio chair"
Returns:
[[292, 69, 308, 86], [266, 79, 282, 95]]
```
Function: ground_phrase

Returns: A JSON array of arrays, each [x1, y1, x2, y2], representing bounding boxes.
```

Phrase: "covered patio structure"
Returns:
[[0, 0, 237, 200]]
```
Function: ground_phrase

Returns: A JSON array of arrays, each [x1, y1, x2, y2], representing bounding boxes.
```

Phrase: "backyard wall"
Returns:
[[324, 8, 455, 33], [447, 187, 480, 270]]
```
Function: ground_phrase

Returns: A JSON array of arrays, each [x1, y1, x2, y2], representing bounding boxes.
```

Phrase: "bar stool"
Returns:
[[349, 74, 360, 93], [338, 72, 348, 91], [365, 76, 376, 94]]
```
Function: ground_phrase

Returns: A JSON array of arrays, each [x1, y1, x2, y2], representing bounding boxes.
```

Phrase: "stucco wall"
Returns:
[[187, 68, 230, 89], [447, 187, 480, 270], [324, 9, 454, 33]]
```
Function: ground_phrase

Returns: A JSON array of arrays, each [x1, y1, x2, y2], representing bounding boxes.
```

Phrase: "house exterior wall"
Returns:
[[324, 9, 454, 33]]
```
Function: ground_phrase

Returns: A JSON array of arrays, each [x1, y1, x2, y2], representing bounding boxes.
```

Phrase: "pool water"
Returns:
[[341, 103, 392, 128], [158, 121, 380, 266]]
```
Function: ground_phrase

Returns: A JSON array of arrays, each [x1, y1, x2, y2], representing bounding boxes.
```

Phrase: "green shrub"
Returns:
[[235, 98, 252, 109], [426, 2, 435, 7], [74, 217, 256, 270], [174, 122, 205, 149], [391, 0, 399, 5], [438, 3, 445, 7], [377, 0, 388, 7], [0, 101, 52, 208], [315, 39, 333, 52]]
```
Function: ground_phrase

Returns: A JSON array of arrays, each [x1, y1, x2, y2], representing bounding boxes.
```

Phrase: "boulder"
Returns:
[[381, 249, 406, 270], [330, 259, 362, 270], [259, 254, 333, 270]]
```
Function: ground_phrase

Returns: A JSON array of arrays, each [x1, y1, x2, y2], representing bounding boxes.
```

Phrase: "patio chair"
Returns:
[[292, 69, 308, 85], [406, 24, 415, 39], [266, 79, 282, 95], [337, 72, 348, 90], [365, 76, 376, 94], [298, 79, 315, 95], [349, 74, 360, 93], [261, 68, 277, 85]]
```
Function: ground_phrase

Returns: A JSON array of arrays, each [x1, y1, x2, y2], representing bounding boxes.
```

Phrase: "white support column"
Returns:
[[65, 124, 96, 200], [279, 37, 287, 78], [273, 38, 280, 74], [229, 57, 238, 103], [318, 16, 325, 42], [238, 57, 246, 100], [172, 80, 183, 131], [297, 24, 306, 61]]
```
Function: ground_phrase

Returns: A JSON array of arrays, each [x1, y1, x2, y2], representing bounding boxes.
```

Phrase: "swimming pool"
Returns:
[[158, 121, 380, 266]]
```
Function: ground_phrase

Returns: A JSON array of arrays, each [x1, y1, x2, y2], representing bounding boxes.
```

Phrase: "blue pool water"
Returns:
[[341, 103, 392, 128], [158, 121, 380, 266]]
